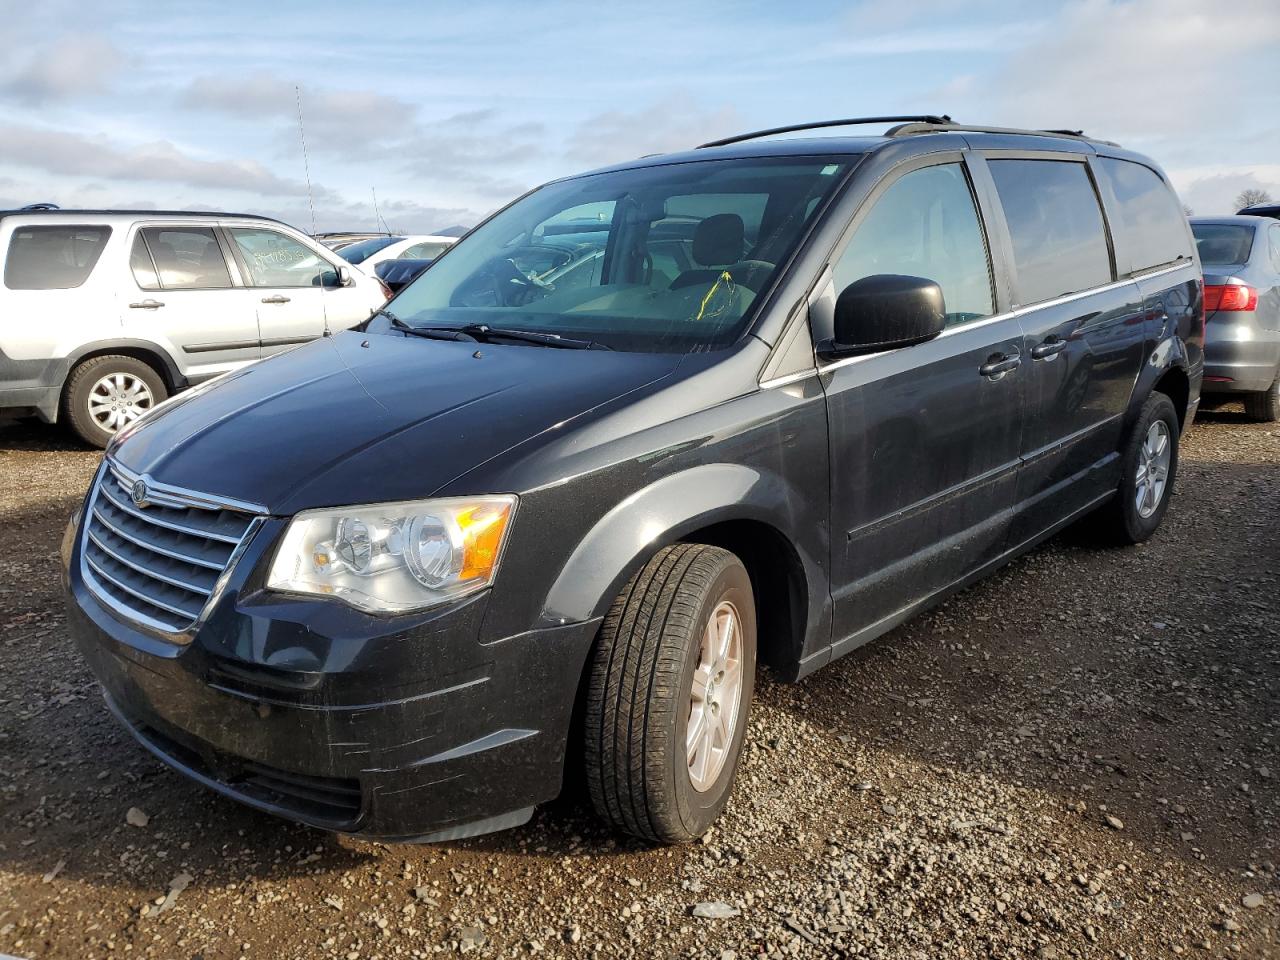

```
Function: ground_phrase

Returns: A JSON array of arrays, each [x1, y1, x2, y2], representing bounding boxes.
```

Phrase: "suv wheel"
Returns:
[[1243, 374, 1280, 422], [64, 355, 167, 449], [584, 544, 757, 843], [1094, 391, 1180, 544]]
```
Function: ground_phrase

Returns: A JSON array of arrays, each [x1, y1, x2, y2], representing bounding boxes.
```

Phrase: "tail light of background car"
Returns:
[[1203, 284, 1258, 312]]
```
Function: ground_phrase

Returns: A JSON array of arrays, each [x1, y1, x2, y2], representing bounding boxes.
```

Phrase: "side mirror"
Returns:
[[336, 264, 353, 287], [822, 274, 947, 358]]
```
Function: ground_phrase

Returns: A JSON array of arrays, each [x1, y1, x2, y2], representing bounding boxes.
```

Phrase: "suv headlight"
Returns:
[[267, 496, 516, 613]]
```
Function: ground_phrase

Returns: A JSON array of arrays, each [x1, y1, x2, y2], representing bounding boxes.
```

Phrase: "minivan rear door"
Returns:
[[816, 156, 1026, 650]]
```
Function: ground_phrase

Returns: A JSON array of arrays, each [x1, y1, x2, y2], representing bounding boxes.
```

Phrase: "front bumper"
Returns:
[[61, 509, 598, 841]]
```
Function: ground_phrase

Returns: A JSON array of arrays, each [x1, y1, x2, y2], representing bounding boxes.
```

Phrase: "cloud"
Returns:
[[0, 122, 323, 198], [0, 33, 125, 104], [180, 70, 415, 146], [385, 110, 548, 201], [564, 97, 744, 168], [974, 0, 1280, 138], [1168, 165, 1280, 217], [179, 73, 542, 202]]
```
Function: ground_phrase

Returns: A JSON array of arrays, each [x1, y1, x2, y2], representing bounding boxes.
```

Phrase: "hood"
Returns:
[[115, 331, 681, 513]]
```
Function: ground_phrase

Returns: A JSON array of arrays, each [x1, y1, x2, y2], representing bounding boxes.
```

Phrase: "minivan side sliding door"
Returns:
[[816, 154, 1026, 653], [974, 154, 1147, 548]]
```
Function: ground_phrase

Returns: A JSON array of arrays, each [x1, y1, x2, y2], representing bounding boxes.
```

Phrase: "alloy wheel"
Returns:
[[1134, 419, 1171, 519], [87, 372, 154, 433], [687, 599, 744, 792]]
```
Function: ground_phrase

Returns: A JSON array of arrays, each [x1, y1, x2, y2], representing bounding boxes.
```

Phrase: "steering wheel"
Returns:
[[491, 256, 554, 306]]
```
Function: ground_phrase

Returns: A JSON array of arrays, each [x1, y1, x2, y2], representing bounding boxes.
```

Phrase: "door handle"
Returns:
[[1031, 336, 1068, 360], [260, 295, 291, 304], [128, 299, 164, 310], [979, 353, 1021, 378]]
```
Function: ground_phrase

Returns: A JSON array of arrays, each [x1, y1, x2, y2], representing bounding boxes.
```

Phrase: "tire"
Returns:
[[1243, 375, 1280, 422], [63, 355, 168, 449], [584, 544, 757, 843], [1094, 391, 1180, 544]]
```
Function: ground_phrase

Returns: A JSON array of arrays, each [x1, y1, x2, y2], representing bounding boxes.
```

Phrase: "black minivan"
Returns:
[[62, 117, 1203, 843]]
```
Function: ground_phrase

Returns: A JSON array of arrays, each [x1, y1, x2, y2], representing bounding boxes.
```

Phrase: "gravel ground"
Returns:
[[0, 407, 1276, 960]]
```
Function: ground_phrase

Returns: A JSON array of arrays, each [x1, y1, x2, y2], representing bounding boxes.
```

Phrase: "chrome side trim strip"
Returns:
[[762, 259, 1196, 388], [758, 369, 818, 390]]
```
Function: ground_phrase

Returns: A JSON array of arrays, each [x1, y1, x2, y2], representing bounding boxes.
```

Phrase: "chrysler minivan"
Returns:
[[63, 117, 1203, 843]]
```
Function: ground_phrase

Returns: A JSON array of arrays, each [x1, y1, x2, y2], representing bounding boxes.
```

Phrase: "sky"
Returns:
[[1, 0, 1277, 234]]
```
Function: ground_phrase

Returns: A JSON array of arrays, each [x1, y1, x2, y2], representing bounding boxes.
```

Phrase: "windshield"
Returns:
[[385, 156, 854, 352], [1192, 223, 1254, 266], [339, 236, 401, 263]]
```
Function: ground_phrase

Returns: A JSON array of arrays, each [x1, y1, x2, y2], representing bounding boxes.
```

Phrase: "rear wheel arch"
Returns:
[[1152, 365, 1190, 430], [63, 341, 184, 396]]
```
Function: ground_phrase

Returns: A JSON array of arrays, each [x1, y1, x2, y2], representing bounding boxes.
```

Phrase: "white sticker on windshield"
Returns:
[[821, 165, 840, 175]]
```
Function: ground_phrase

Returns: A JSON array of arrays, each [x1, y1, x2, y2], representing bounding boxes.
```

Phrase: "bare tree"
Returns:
[[1235, 188, 1273, 210], [1182, 204, 1194, 217]]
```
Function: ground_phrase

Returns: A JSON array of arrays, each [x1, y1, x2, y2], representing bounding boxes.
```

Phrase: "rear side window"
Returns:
[[4, 225, 111, 290], [138, 227, 232, 289], [1190, 223, 1254, 267], [988, 159, 1112, 305], [1096, 158, 1191, 273], [833, 162, 994, 326], [1270, 225, 1280, 273]]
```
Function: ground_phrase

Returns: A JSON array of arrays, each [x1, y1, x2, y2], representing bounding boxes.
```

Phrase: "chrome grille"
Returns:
[[81, 461, 264, 637]]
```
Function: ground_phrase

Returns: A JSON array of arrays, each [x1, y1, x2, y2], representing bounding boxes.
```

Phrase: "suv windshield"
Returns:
[[386, 156, 854, 352], [1192, 222, 1254, 266], [339, 236, 401, 263]]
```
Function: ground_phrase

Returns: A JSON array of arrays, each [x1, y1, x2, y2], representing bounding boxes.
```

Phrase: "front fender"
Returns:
[[540, 462, 824, 635]]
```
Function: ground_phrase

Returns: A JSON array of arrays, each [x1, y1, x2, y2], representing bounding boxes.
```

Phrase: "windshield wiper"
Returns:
[[380, 313, 609, 350], [454, 324, 612, 350], [382, 311, 480, 342]]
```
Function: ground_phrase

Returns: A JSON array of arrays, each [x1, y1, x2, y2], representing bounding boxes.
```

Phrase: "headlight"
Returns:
[[266, 496, 516, 613]]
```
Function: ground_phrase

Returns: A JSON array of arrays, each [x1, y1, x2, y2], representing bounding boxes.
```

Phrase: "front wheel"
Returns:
[[1094, 391, 1180, 544], [584, 544, 757, 843]]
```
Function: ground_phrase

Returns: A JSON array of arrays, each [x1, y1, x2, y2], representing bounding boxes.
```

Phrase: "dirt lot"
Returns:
[[0, 407, 1276, 960]]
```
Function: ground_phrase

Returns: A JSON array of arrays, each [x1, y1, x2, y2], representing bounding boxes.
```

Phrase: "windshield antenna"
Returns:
[[295, 84, 331, 338]]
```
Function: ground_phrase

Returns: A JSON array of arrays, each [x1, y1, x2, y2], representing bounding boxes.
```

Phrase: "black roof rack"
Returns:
[[697, 117, 1118, 149], [885, 121, 1117, 146], [697, 116, 952, 149]]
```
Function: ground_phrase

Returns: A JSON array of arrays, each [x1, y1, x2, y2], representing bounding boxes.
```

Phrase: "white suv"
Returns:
[[1, 210, 388, 446]]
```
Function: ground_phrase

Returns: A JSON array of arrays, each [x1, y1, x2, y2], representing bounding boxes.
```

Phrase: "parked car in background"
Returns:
[[64, 117, 1202, 846], [374, 257, 434, 295], [1191, 216, 1280, 420], [1, 209, 388, 446], [1237, 203, 1280, 221], [314, 231, 393, 252], [338, 234, 457, 275]]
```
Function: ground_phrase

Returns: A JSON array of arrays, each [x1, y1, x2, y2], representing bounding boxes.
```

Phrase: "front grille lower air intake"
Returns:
[[81, 460, 263, 637]]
